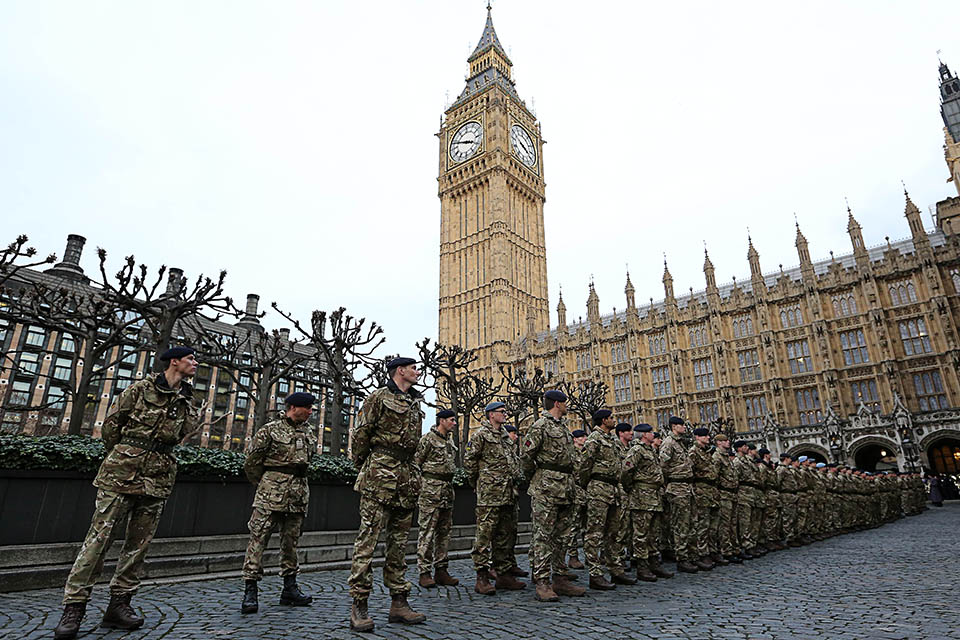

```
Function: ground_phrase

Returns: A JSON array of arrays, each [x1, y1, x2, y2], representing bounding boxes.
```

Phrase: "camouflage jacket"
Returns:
[[732, 452, 760, 506], [244, 416, 316, 513], [414, 426, 457, 510], [463, 420, 520, 507], [689, 443, 719, 505], [572, 447, 587, 506], [576, 428, 621, 505], [94, 374, 199, 499], [351, 380, 425, 509], [714, 449, 738, 493], [658, 434, 694, 496], [754, 460, 769, 508], [520, 413, 576, 506], [621, 442, 664, 511], [778, 464, 800, 495]]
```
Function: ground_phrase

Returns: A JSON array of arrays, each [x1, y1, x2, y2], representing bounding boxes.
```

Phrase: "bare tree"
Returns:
[[417, 339, 480, 456], [446, 373, 502, 462], [275, 305, 385, 455], [560, 377, 609, 433], [0, 235, 56, 289], [498, 365, 554, 430]]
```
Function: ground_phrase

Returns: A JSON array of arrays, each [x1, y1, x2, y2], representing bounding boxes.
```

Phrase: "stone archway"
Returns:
[[925, 437, 960, 475], [786, 443, 829, 463], [848, 436, 899, 472]]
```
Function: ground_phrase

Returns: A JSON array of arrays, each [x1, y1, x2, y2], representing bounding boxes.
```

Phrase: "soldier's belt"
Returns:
[[119, 436, 176, 455], [422, 471, 454, 482], [666, 477, 693, 484], [372, 445, 414, 463], [589, 473, 619, 485], [264, 465, 308, 478], [538, 462, 573, 474], [740, 481, 760, 488], [719, 486, 738, 493]]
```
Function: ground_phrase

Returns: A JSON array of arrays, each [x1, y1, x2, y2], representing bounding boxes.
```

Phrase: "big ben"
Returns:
[[437, 5, 550, 374]]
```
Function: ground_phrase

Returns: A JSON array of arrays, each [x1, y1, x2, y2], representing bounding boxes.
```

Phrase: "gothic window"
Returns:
[[795, 387, 822, 425], [779, 305, 803, 328], [610, 342, 627, 364], [576, 350, 593, 371], [732, 315, 755, 338], [786, 339, 812, 374], [543, 358, 558, 376], [693, 357, 715, 390], [951, 269, 960, 294], [651, 366, 671, 397], [888, 279, 918, 306], [613, 373, 632, 403], [850, 379, 880, 413], [648, 333, 666, 355], [913, 371, 948, 411], [839, 329, 869, 365], [656, 409, 671, 428], [899, 318, 932, 355], [831, 293, 858, 317], [745, 395, 768, 429], [737, 349, 761, 382], [698, 402, 719, 423], [688, 324, 708, 347]]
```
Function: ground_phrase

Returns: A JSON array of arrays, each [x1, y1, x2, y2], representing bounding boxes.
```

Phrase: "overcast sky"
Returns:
[[2, 1, 958, 360]]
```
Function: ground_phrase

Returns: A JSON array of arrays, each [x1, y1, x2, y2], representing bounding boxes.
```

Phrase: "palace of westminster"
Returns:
[[3, 8, 960, 475], [437, 8, 960, 473]]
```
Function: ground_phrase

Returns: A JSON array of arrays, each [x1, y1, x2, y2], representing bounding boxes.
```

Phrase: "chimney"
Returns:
[[245, 294, 260, 316], [165, 268, 184, 296], [279, 328, 290, 341], [236, 292, 263, 331], [45, 234, 89, 282]]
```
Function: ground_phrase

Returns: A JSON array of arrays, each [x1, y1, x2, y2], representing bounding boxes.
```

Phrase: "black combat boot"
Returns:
[[279, 574, 312, 606], [54, 603, 85, 640], [241, 579, 258, 614], [100, 593, 144, 630]]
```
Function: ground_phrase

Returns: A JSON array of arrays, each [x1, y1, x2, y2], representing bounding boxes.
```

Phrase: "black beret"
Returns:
[[436, 409, 456, 420], [758, 448, 770, 456], [779, 453, 792, 460], [692, 427, 710, 437], [668, 416, 685, 426], [652, 432, 662, 439], [159, 346, 195, 361], [544, 390, 567, 402], [634, 423, 653, 432], [571, 429, 587, 438], [747, 443, 757, 450], [732, 440, 748, 449], [593, 409, 612, 424], [284, 392, 316, 407], [504, 424, 517, 433], [386, 357, 416, 370], [615, 422, 632, 433]]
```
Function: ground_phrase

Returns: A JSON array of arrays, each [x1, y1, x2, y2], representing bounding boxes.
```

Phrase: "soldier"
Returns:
[[568, 429, 588, 570], [759, 449, 785, 550], [240, 392, 317, 614], [732, 440, 759, 559], [54, 346, 200, 640], [348, 357, 426, 632], [749, 445, 768, 555], [794, 456, 812, 543], [659, 416, 700, 573], [712, 434, 741, 564], [690, 427, 721, 568], [520, 390, 586, 602], [612, 422, 634, 567], [415, 409, 459, 589], [621, 424, 673, 582], [463, 401, 526, 595], [777, 453, 801, 547], [503, 424, 529, 578], [577, 412, 636, 590]]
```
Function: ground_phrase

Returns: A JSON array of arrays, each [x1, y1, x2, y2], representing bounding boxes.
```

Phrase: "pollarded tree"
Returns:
[[560, 377, 609, 434], [0, 235, 56, 289], [498, 365, 554, 430]]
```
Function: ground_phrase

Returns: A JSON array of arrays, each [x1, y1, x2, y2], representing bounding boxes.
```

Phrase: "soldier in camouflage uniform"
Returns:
[[732, 440, 760, 559], [503, 424, 528, 578], [567, 429, 588, 570], [577, 412, 636, 590], [760, 449, 785, 550], [621, 424, 672, 582], [348, 357, 426, 632], [54, 347, 199, 640], [521, 389, 586, 602], [415, 409, 459, 589], [777, 453, 801, 547], [240, 392, 317, 614], [463, 402, 526, 594], [612, 423, 634, 567], [749, 446, 768, 555], [689, 428, 722, 568], [712, 435, 742, 563], [659, 416, 700, 573]]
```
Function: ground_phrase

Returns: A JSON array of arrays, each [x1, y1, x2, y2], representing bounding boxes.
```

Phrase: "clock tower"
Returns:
[[437, 5, 549, 373]]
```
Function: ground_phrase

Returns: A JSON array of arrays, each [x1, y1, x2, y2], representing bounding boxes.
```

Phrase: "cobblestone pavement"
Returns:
[[4, 504, 959, 640]]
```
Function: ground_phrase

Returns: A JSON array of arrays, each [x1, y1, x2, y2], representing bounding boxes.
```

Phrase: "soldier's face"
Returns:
[[642, 432, 655, 444], [695, 435, 709, 446], [397, 364, 420, 384], [573, 436, 586, 448], [172, 354, 198, 377], [438, 416, 457, 434], [287, 405, 313, 423], [489, 409, 508, 425], [554, 400, 567, 416], [602, 416, 616, 430], [620, 430, 633, 443], [507, 431, 518, 442]]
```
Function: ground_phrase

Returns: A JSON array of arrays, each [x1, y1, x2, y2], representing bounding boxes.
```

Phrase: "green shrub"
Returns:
[[0, 434, 106, 473]]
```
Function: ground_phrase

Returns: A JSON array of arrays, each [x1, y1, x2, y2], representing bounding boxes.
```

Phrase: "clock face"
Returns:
[[449, 121, 483, 163], [511, 124, 537, 167]]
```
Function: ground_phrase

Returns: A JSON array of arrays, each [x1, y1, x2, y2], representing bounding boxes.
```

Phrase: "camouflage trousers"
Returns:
[[348, 495, 413, 599], [615, 501, 631, 561], [762, 500, 781, 543], [416, 502, 453, 575], [716, 493, 737, 556], [796, 494, 810, 535], [530, 497, 573, 581], [63, 489, 165, 605], [664, 486, 696, 562], [628, 509, 662, 561], [471, 504, 514, 574], [692, 489, 719, 557], [583, 499, 621, 578], [735, 497, 755, 552], [751, 505, 764, 547], [507, 501, 520, 568], [780, 495, 798, 541], [660, 499, 673, 554], [567, 502, 587, 556], [242, 508, 304, 580]]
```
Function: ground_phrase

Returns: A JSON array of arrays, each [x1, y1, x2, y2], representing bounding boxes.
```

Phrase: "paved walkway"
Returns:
[[4, 504, 959, 640]]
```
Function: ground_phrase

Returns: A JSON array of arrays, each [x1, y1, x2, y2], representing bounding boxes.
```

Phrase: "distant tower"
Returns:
[[940, 60, 960, 195]]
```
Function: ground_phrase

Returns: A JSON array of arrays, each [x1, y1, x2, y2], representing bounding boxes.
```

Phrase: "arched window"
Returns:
[[746, 317, 753, 334], [840, 298, 849, 315], [780, 311, 787, 327]]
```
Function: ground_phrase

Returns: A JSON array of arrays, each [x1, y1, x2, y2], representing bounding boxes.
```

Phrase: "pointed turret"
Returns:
[[452, 4, 521, 108], [703, 247, 717, 290], [903, 187, 929, 249], [795, 220, 815, 282], [557, 289, 567, 329], [587, 281, 600, 324], [662, 259, 675, 305], [747, 235, 762, 278], [625, 272, 636, 311], [846, 203, 869, 265]]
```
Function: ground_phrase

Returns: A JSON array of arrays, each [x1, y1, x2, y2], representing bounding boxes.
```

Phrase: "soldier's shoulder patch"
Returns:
[[625, 461, 632, 467], [524, 440, 531, 447]]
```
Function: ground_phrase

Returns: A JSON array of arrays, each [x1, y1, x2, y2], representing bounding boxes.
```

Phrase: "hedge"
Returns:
[[0, 434, 470, 487]]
